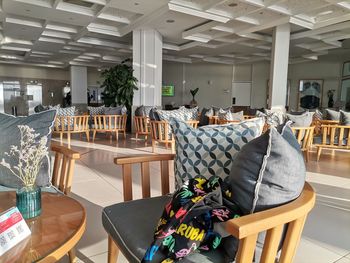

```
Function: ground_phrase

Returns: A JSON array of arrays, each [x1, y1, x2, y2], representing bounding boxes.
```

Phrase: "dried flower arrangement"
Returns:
[[0, 125, 48, 188]]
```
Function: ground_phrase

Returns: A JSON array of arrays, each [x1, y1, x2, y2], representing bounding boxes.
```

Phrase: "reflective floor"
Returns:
[[57, 133, 350, 263]]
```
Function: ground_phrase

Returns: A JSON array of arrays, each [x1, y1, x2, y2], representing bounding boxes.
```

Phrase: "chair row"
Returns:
[[52, 115, 127, 146]]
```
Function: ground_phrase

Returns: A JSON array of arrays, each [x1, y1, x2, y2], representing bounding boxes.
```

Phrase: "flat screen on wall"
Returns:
[[162, 85, 174, 96]]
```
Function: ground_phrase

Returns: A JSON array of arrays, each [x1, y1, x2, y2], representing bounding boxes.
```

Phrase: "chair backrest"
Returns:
[[54, 115, 89, 133], [51, 144, 80, 195], [218, 119, 240, 124], [150, 120, 199, 142], [320, 124, 350, 147], [226, 182, 315, 263], [291, 126, 315, 151], [134, 116, 150, 134], [93, 115, 127, 130], [313, 119, 339, 135]]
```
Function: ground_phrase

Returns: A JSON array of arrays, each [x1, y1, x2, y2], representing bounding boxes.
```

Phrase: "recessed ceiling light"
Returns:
[[228, 3, 238, 7], [134, 2, 139, 5], [166, 19, 175, 23], [25, 9, 30, 12]]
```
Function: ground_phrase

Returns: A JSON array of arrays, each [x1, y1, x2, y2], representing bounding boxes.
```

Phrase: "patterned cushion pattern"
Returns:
[[218, 110, 244, 121], [170, 118, 265, 188], [88, 105, 105, 115]]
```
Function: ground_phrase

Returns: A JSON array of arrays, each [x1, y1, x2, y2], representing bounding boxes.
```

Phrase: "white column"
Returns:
[[269, 23, 290, 109], [70, 65, 87, 109], [133, 29, 162, 107]]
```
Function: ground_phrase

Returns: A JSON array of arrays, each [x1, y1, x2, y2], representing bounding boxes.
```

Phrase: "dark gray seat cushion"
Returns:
[[102, 196, 226, 263], [199, 108, 211, 126], [0, 110, 56, 188]]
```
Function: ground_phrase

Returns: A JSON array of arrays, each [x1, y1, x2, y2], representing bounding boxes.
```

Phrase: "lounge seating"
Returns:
[[91, 114, 127, 142], [315, 124, 350, 161], [134, 116, 150, 140], [150, 120, 199, 153], [291, 126, 315, 162], [53, 115, 90, 147], [103, 154, 316, 263]]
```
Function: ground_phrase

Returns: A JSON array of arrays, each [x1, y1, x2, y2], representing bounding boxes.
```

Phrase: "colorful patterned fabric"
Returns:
[[170, 118, 264, 188], [218, 109, 244, 122], [142, 176, 241, 262]]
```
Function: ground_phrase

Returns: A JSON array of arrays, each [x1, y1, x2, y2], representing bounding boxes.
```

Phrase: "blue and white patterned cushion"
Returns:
[[157, 106, 191, 122], [170, 117, 265, 188], [88, 105, 105, 115], [56, 106, 75, 126], [218, 109, 244, 121]]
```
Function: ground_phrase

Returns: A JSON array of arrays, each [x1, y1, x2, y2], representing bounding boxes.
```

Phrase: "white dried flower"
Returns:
[[0, 125, 49, 187]]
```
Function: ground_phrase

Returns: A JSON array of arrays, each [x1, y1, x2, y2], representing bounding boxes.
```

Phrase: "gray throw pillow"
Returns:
[[0, 110, 57, 188], [199, 108, 211, 126], [340, 110, 350, 125], [289, 110, 307, 115], [218, 110, 244, 121], [228, 123, 305, 214], [149, 108, 160, 121], [325, 109, 340, 120], [286, 112, 314, 127], [227, 123, 305, 261], [212, 106, 231, 116], [170, 117, 265, 188], [104, 105, 127, 115]]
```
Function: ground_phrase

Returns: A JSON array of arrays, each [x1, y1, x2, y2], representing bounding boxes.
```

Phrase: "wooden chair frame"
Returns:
[[312, 119, 339, 136], [53, 115, 90, 147], [107, 154, 316, 263], [315, 124, 350, 161], [150, 120, 199, 153], [50, 143, 81, 262], [91, 114, 127, 142], [134, 116, 150, 140], [291, 126, 315, 162], [210, 115, 255, 125]]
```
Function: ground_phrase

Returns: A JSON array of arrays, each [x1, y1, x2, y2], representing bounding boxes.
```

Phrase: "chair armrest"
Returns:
[[51, 143, 80, 159], [114, 154, 175, 201]]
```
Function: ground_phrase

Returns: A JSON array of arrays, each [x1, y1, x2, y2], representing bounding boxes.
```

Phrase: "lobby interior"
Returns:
[[0, 0, 350, 263]]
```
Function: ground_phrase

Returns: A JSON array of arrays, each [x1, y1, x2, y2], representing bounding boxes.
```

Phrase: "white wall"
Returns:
[[162, 62, 233, 108]]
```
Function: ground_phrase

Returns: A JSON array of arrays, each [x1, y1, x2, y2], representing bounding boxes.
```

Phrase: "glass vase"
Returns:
[[16, 185, 42, 219]]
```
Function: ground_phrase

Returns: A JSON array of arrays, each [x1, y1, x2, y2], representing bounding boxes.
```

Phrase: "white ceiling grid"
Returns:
[[0, 0, 349, 68]]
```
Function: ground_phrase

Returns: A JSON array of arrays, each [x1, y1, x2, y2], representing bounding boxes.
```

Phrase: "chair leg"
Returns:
[[68, 249, 77, 263], [108, 235, 119, 263], [116, 131, 119, 141], [124, 130, 126, 139], [60, 132, 63, 144], [152, 140, 156, 153], [67, 133, 71, 148], [92, 130, 96, 142], [85, 131, 90, 142], [305, 150, 309, 163], [317, 147, 322, 161], [136, 132, 138, 140], [171, 141, 175, 154]]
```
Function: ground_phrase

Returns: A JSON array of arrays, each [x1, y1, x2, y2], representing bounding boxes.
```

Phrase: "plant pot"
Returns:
[[190, 99, 198, 108], [16, 186, 42, 219]]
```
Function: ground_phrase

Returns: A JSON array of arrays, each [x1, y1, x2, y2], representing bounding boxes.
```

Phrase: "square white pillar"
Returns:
[[269, 24, 291, 109], [70, 65, 87, 110], [132, 29, 162, 107]]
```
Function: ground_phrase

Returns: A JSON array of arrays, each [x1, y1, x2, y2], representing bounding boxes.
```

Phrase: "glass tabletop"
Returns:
[[0, 191, 86, 263]]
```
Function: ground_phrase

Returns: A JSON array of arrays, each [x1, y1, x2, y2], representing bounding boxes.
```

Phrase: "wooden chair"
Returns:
[[217, 119, 240, 124], [150, 120, 199, 153], [50, 143, 81, 262], [105, 154, 316, 263], [312, 119, 339, 136], [208, 115, 219, 124], [53, 115, 90, 147], [291, 127, 315, 162], [134, 116, 150, 140], [314, 124, 350, 161], [91, 115, 127, 142]]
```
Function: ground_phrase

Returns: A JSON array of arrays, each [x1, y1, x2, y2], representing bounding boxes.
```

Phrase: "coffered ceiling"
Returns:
[[0, 0, 350, 68]]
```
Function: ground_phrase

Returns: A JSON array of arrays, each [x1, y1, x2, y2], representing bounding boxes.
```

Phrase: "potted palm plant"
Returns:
[[190, 88, 199, 108]]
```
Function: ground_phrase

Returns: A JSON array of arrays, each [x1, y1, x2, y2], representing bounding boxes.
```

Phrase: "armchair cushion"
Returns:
[[102, 196, 225, 263], [104, 105, 127, 115], [87, 105, 105, 115], [286, 112, 314, 127], [0, 110, 56, 188], [135, 106, 158, 117], [325, 108, 340, 120], [170, 118, 264, 188], [199, 108, 211, 126], [218, 109, 244, 122]]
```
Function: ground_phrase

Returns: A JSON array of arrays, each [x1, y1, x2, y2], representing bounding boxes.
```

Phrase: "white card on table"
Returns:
[[0, 207, 31, 256]]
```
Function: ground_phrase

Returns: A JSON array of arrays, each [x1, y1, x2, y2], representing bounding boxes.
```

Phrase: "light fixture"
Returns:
[[166, 19, 175, 23], [228, 3, 238, 7], [134, 2, 139, 5]]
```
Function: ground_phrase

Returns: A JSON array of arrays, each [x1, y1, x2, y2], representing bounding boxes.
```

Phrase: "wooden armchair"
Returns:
[[50, 144, 81, 262], [291, 126, 315, 162], [312, 119, 339, 136], [103, 154, 316, 263], [150, 120, 199, 153], [53, 115, 90, 147], [314, 124, 350, 161], [51, 144, 80, 195], [91, 115, 127, 142], [134, 116, 150, 140]]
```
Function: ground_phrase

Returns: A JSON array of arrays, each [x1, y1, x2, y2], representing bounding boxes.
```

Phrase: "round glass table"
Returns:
[[0, 191, 86, 263]]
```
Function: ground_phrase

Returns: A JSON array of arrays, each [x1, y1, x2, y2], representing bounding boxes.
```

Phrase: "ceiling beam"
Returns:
[[291, 21, 350, 40]]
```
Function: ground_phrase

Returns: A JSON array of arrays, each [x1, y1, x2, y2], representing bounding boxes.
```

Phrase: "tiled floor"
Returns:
[[57, 134, 350, 263]]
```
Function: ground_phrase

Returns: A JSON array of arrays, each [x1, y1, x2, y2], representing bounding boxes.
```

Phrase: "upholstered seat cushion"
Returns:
[[102, 196, 226, 263]]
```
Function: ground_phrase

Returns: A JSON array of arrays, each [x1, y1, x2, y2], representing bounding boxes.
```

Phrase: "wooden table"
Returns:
[[0, 192, 86, 263]]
